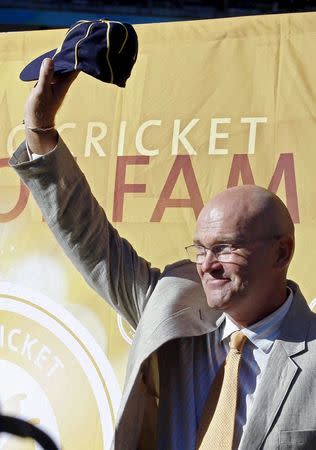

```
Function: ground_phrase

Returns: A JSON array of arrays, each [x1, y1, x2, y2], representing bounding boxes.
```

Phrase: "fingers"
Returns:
[[55, 70, 79, 93], [25, 58, 77, 134], [53, 70, 79, 84], [37, 58, 54, 91]]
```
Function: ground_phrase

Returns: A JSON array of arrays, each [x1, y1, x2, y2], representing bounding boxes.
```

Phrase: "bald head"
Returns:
[[197, 185, 294, 244], [195, 185, 295, 325]]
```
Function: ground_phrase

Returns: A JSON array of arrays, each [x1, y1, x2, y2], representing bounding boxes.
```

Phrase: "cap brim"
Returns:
[[19, 49, 72, 81]]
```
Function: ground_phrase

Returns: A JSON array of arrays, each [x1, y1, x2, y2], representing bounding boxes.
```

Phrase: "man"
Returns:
[[10, 59, 316, 449]]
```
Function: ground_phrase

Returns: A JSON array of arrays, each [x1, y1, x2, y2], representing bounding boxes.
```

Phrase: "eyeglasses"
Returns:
[[185, 243, 240, 264], [185, 237, 281, 264]]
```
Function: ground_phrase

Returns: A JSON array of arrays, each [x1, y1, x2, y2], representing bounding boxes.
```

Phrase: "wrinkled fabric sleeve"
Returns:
[[9, 137, 161, 329]]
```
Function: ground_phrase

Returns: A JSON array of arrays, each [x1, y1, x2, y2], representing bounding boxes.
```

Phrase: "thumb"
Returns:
[[37, 58, 54, 90]]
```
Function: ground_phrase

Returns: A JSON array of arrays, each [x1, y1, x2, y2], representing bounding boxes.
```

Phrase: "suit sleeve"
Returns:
[[9, 137, 161, 329]]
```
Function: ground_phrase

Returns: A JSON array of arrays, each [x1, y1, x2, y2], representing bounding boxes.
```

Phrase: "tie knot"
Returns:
[[229, 331, 247, 352]]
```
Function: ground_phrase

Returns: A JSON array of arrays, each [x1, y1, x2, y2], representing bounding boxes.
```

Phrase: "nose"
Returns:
[[200, 249, 220, 271]]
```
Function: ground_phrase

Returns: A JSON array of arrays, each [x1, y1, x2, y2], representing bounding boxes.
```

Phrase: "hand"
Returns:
[[24, 58, 78, 155], [24, 58, 78, 128]]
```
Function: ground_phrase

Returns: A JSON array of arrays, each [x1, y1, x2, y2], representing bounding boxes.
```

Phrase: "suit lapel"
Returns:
[[240, 283, 311, 449], [239, 341, 299, 449]]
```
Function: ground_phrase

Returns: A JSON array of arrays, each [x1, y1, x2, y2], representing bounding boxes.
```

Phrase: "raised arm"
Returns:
[[10, 59, 161, 328]]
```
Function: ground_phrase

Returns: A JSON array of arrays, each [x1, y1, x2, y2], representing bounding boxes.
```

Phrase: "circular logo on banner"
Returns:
[[0, 282, 121, 450], [117, 315, 135, 345]]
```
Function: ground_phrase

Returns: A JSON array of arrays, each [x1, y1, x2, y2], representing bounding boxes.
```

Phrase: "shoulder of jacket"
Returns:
[[161, 259, 201, 283]]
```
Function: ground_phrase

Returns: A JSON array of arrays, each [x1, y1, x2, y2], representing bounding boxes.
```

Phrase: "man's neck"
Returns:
[[227, 285, 289, 328]]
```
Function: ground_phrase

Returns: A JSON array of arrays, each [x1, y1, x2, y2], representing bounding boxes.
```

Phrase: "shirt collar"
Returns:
[[220, 288, 293, 353]]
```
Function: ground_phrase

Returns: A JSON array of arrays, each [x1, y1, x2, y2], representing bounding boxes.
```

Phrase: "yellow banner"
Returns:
[[0, 12, 316, 448]]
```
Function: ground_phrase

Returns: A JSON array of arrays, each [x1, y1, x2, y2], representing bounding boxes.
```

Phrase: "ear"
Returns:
[[275, 235, 294, 269]]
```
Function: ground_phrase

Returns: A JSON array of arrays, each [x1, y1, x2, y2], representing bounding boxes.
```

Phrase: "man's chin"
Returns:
[[204, 289, 237, 310], [205, 297, 232, 310], [203, 283, 235, 310]]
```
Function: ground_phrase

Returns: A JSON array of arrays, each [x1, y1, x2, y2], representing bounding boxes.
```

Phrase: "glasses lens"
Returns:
[[186, 245, 203, 263], [195, 247, 206, 263], [212, 244, 232, 262], [186, 244, 235, 263]]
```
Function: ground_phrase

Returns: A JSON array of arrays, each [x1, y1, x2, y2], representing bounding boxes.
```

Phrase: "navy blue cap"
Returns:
[[20, 19, 138, 87]]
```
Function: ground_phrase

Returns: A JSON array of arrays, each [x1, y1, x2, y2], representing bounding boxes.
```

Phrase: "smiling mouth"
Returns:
[[205, 277, 230, 285]]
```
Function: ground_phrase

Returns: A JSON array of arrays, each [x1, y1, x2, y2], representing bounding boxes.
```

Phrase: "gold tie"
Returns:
[[198, 331, 248, 450]]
